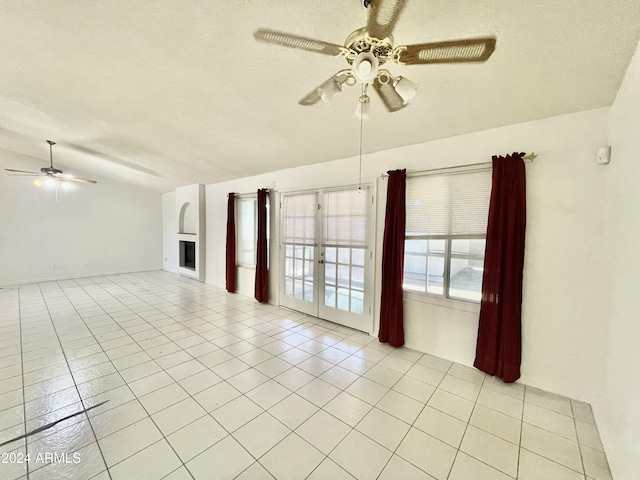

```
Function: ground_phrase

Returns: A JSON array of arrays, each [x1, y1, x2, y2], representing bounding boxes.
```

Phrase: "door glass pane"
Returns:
[[294, 259, 303, 277], [337, 288, 350, 311], [351, 267, 364, 290], [325, 285, 336, 307], [305, 246, 314, 260], [325, 247, 336, 262], [304, 282, 314, 301], [352, 248, 365, 266], [338, 265, 350, 287], [338, 247, 350, 264], [285, 258, 293, 277], [325, 263, 336, 285], [351, 290, 364, 314], [305, 260, 314, 280]]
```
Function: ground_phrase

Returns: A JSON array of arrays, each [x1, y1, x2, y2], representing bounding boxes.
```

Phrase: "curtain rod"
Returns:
[[226, 188, 270, 198], [380, 152, 537, 178]]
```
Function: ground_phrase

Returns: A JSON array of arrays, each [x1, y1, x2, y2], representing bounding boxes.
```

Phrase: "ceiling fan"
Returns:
[[5, 140, 97, 186], [254, 0, 496, 118]]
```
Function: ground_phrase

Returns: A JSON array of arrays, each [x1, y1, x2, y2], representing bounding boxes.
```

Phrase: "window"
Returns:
[[237, 195, 269, 267], [404, 167, 491, 302]]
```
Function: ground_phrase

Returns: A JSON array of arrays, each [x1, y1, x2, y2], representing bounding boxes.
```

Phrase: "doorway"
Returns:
[[279, 186, 374, 333]]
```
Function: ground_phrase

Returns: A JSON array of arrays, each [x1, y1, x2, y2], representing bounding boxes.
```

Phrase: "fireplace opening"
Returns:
[[180, 241, 196, 270]]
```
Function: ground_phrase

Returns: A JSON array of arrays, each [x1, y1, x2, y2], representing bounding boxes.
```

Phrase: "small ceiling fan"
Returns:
[[5, 140, 97, 185], [254, 0, 496, 117]]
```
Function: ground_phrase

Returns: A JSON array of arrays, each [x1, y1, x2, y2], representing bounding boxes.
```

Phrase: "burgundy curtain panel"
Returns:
[[379, 169, 407, 347], [226, 193, 237, 293], [474, 153, 527, 383], [254, 189, 269, 303]]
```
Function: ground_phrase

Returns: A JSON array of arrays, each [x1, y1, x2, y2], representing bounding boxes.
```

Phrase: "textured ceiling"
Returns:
[[1, 0, 639, 192]]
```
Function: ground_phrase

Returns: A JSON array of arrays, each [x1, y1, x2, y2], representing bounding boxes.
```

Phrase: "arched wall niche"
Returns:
[[178, 202, 197, 234]]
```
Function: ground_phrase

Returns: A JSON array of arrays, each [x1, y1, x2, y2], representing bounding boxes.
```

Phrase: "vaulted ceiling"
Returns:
[[1, 1, 639, 192]]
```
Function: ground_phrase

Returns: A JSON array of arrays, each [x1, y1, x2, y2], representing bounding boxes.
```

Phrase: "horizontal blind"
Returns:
[[283, 193, 316, 245], [323, 188, 367, 246], [406, 169, 491, 237]]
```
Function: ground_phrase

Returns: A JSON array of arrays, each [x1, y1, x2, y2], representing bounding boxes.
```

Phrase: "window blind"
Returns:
[[282, 193, 316, 245], [323, 188, 368, 246], [406, 169, 491, 237]]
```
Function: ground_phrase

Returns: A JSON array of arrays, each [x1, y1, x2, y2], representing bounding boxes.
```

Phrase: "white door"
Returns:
[[280, 186, 373, 332]]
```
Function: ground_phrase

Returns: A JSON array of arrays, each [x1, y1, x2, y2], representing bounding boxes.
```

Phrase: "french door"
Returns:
[[279, 186, 373, 333]]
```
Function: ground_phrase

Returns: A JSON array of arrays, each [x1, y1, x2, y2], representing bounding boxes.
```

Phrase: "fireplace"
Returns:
[[180, 241, 196, 270]]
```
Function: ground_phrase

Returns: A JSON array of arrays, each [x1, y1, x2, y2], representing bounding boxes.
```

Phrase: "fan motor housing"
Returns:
[[345, 27, 393, 65], [41, 167, 63, 175]]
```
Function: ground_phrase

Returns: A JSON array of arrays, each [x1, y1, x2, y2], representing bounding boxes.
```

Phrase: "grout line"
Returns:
[[17, 287, 30, 480], [517, 383, 526, 479], [34, 281, 113, 480], [570, 397, 588, 477]]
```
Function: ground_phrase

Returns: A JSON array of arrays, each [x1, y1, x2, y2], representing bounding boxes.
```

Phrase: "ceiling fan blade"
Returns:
[[5, 168, 42, 175], [372, 78, 406, 112], [64, 176, 97, 184], [54, 173, 97, 184], [298, 89, 322, 106], [7, 173, 43, 177], [393, 37, 497, 65], [298, 71, 351, 106], [367, 0, 407, 40], [254, 29, 348, 57]]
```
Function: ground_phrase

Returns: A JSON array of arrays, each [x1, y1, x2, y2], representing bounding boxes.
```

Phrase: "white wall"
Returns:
[[0, 152, 162, 285], [199, 107, 612, 409], [162, 191, 178, 273], [599, 40, 640, 480]]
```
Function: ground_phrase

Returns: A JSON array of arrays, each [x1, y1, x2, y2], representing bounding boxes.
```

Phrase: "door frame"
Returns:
[[277, 183, 377, 333]]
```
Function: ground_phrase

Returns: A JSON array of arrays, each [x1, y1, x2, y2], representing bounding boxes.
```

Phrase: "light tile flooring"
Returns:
[[0, 271, 613, 480]]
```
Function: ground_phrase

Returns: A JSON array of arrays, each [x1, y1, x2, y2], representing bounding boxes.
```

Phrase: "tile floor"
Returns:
[[0, 271, 613, 480]]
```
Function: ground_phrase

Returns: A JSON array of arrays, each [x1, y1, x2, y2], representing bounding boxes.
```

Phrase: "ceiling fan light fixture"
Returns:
[[352, 52, 379, 83], [45, 177, 56, 187], [393, 76, 418, 103], [319, 78, 343, 104], [354, 94, 371, 121]]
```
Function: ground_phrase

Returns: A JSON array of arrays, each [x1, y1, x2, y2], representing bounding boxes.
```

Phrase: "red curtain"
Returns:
[[379, 169, 407, 347], [226, 193, 237, 293], [474, 153, 527, 383], [255, 189, 269, 303]]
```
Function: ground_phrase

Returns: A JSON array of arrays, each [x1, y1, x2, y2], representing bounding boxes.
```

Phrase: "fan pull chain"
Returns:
[[358, 84, 364, 192]]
